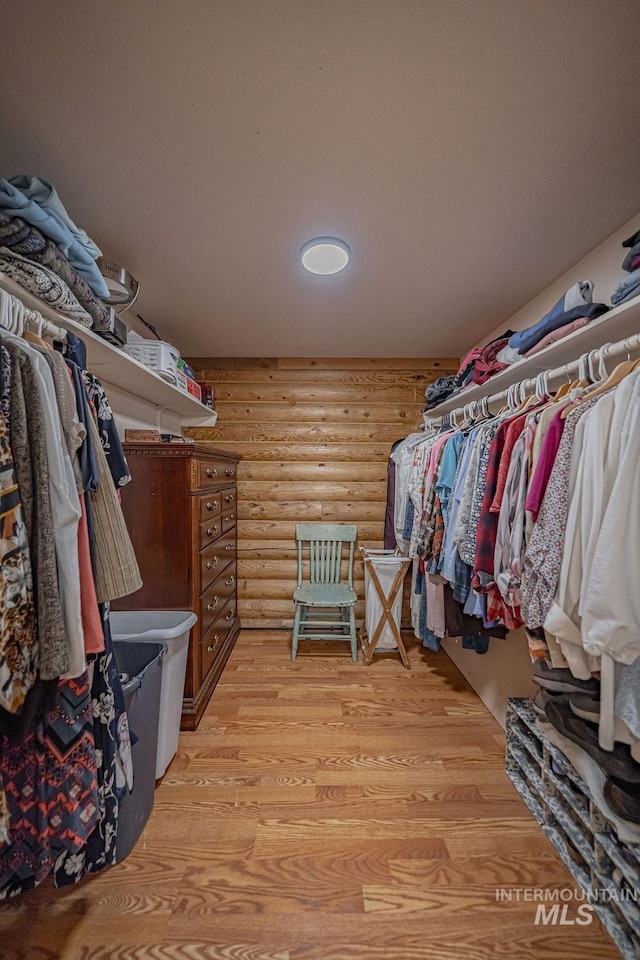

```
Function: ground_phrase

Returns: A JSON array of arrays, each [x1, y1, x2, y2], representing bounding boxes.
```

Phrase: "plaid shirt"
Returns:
[[471, 424, 508, 592], [472, 411, 533, 594]]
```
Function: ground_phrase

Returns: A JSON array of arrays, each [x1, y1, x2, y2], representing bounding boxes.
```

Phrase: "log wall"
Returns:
[[186, 358, 458, 628]]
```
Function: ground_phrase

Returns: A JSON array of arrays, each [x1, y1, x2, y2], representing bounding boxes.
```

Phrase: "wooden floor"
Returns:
[[1, 631, 621, 960]]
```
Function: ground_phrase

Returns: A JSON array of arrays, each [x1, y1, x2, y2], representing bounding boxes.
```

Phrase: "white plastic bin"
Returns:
[[110, 610, 197, 778]]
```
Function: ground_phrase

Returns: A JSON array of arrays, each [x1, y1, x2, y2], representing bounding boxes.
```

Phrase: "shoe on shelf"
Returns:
[[604, 777, 640, 824], [531, 688, 564, 717], [545, 699, 640, 784], [533, 661, 600, 695], [569, 692, 601, 723]]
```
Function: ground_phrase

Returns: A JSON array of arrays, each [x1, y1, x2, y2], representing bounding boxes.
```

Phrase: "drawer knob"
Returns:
[[225, 467, 234, 477], [206, 468, 218, 478], [225, 608, 235, 621], [206, 597, 219, 612], [207, 635, 220, 653], [224, 494, 234, 503], [206, 557, 219, 569], [206, 525, 219, 537], [224, 575, 235, 587], [225, 542, 234, 552], [205, 501, 217, 511], [224, 514, 235, 523]]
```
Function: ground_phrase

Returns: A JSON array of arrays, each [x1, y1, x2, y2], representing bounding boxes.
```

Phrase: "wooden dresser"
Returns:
[[115, 443, 240, 730]]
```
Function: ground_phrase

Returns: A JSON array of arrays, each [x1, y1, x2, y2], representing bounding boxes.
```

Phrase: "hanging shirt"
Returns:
[[0, 400, 35, 713], [7, 336, 85, 679], [581, 372, 640, 664]]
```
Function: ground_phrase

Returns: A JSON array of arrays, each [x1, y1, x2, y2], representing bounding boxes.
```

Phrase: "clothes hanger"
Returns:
[[23, 311, 52, 349], [0, 288, 19, 334], [562, 339, 640, 417], [8, 295, 25, 336], [597, 343, 611, 382], [533, 371, 548, 403]]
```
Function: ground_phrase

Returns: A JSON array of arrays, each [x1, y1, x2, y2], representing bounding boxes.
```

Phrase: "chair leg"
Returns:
[[349, 605, 358, 662], [292, 604, 303, 660]]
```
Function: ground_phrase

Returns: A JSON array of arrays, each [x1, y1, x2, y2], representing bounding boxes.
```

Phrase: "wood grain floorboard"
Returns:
[[1, 630, 621, 960]]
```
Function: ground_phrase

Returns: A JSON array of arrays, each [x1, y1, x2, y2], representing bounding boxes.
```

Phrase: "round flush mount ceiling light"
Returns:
[[300, 237, 351, 275]]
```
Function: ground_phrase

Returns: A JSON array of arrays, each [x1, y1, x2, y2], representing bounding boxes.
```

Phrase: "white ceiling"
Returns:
[[1, 0, 639, 358]]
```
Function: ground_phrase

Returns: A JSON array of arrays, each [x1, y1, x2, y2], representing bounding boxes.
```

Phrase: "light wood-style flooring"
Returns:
[[1, 631, 621, 959]]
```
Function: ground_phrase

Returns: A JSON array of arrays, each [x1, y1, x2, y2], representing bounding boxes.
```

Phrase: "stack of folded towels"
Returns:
[[611, 228, 640, 307]]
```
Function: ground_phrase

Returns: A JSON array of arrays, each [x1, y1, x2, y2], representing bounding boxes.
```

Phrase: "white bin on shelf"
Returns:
[[110, 610, 197, 778]]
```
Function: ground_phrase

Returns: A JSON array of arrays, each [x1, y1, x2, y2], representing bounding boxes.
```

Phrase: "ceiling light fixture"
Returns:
[[300, 237, 351, 275]]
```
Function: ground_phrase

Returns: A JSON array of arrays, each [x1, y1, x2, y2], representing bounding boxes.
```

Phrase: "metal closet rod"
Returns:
[[426, 330, 640, 427], [0, 283, 67, 342]]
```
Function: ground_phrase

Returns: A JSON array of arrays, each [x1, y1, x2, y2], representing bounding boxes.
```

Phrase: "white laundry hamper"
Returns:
[[359, 548, 411, 668], [110, 610, 197, 778]]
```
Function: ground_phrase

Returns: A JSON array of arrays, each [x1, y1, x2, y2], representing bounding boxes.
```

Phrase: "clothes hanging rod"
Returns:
[[24, 308, 67, 342], [425, 330, 640, 427], [0, 284, 67, 341]]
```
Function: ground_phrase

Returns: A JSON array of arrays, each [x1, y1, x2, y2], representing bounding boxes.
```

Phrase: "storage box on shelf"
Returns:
[[427, 294, 640, 418], [506, 697, 640, 959], [123, 338, 180, 383], [0, 274, 216, 425]]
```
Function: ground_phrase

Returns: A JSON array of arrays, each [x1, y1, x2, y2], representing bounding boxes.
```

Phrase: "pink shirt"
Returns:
[[525, 409, 567, 521]]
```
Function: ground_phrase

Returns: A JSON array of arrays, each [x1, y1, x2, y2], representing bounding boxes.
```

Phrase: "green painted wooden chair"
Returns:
[[291, 523, 358, 662]]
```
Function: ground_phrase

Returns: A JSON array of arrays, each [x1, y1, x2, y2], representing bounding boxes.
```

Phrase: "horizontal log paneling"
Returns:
[[188, 357, 456, 628], [238, 461, 388, 482], [189, 356, 456, 372], [210, 382, 428, 402], [238, 501, 385, 522], [216, 401, 423, 423], [240, 482, 386, 502], [239, 579, 366, 600], [196, 369, 444, 384], [208, 422, 407, 443], [237, 520, 384, 541], [186, 441, 392, 461]]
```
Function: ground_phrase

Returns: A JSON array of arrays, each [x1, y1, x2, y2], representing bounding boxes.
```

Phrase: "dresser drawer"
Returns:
[[199, 516, 222, 549], [196, 458, 237, 490], [198, 492, 222, 523], [200, 598, 237, 676], [199, 532, 236, 591], [221, 487, 236, 509], [221, 504, 237, 534], [199, 562, 237, 635]]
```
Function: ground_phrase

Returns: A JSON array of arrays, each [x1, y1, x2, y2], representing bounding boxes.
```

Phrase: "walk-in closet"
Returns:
[[1, 2, 640, 958]]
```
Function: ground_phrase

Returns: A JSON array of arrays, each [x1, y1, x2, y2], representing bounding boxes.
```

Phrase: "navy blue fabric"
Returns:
[[512, 303, 608, 355]]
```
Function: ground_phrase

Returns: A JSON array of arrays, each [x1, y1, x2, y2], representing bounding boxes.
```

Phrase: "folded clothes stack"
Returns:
[[532, 661, 640, 825], [611, 229, 640, 306], [497, 282, 608, 365], [0, 175, 112, 331], [422, 330, 514, 410]]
